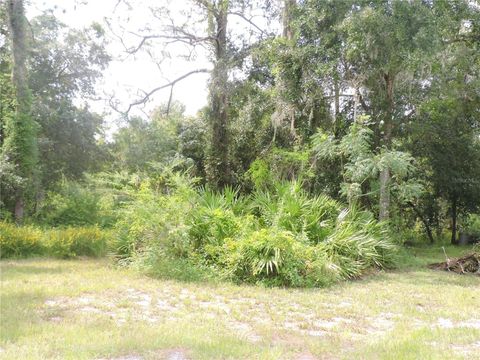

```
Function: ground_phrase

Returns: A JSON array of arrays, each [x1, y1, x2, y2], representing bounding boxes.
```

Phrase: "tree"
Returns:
[[3, 0, 38, 222], [412, 100, 480, 245], [203, 0, 231, 188], [297, 0, 354, 137], [271, 0, 297, 142], [107, 0, 275, 188], [408, 0, 480, 244], [338, 0, 438, 221], [28, 13, 110, 188], [111, 102, 186, 171], [312, 117, 421, 217]]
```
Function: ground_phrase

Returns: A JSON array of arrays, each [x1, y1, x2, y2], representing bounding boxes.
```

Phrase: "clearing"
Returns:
[[1, 247, 479, 360]]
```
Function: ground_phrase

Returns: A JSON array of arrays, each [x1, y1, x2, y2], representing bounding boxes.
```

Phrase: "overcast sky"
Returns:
[[28, 0, 212, 122], [26, 0, 278, 126]]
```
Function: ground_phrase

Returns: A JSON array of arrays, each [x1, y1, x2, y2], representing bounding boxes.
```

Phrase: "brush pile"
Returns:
[[429, 247, 480, 275]]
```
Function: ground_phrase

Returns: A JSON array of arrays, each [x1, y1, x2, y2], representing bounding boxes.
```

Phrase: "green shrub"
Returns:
[[0, 222, 109, 259], [45, 227, 108, 258], [223, 229, 308, 286], [110, 173, 397, 288], [301, 246, 342, 287], [112, 174, 196, 261], [112, 198, 164, 260], [322, 208, 397, 279], [250, 181, 340, 243], [0, 222, 44, 258], [246, 148, 313, 189], [190, 208, 240, 248], [40, 180, 101, 227]]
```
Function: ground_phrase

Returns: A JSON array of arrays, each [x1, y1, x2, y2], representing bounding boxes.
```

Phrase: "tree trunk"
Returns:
[[14, 195, 24, 221], [284, 0, 296, 138], [333, 77, 340, 135], [451, 196, 458, 245], [408, 202, 434, 244], [379, 167, 391, 221], [379, 73, 394, 222], [7, 0, 35, 223], [282, 0, 296, 40], [272, 0, 297, 142], [207, 0, 230, 188]]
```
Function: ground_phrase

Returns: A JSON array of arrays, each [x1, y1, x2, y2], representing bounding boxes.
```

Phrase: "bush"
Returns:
[[250, 181, 340, 244], [0, 222, 109, 259], [190, 208, 240, 247], [36, 176, 125, 228], [111, 172, 196, 261], [0, 222, 43, 258], [40, 180, 101, 227], [322, 208, 396, 279], [223, 229, 307, 286], [45, 227, 109, 258], [112, 197, 166, 260], [464, 214, 480, 238], [110, 173, 397, 287]]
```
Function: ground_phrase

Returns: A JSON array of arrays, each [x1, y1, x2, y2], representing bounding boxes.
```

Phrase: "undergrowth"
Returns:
[[0, 222, 109, 258], [1, 170, 401, 286], [110, 171, 398, 287]]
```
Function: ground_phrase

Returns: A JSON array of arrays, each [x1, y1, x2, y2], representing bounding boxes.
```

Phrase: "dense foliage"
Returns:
[[1, 0, 479, 287], [0, 222, 108, 258], [98, 171, 397, 286]]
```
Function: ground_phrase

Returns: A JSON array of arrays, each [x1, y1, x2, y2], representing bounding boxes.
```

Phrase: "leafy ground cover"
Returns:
[[1, 246, 479, 360]]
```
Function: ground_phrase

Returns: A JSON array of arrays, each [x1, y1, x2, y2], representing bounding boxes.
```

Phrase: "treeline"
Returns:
[[1, 0, 480, 263], [109, 0, 480, 244], [1, 3, 109, 219]]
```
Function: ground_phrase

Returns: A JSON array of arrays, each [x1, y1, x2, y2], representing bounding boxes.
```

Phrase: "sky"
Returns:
[[28, 0, 213, 120]]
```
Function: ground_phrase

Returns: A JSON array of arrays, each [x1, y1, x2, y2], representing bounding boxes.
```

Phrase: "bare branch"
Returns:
[[114, 68, 210, 115], [228, 11, 270, 37]]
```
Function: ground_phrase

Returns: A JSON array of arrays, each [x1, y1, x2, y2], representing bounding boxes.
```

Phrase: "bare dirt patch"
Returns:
[[436, 318, 480, 329], [42, 286, 404, 343], [96, 355, 143, 360], [157, 348, 191, 360], [450, 341, 480, 356], [294, 351, 319, 360]]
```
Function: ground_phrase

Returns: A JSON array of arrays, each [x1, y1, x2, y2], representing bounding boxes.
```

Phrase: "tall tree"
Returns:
[[107, 0, 273, 188], [28, 14, 110, 187], [340, 0, 437, 221], [409, 0, 480, 244], [271, 0, 297, 142], [204, 0, 231, 188], [413, 100, 480, 244], [3, 0, 37, 222]]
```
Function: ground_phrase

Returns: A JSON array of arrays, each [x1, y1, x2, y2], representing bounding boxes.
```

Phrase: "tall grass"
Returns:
[[0, 222, 109, 258]]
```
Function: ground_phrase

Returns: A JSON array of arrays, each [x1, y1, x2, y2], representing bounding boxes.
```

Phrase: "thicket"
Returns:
[[2, 163, 477, 286], [1, 1, 479, 289], [104, 170, 397, 287], [0, 222, 108, 258]]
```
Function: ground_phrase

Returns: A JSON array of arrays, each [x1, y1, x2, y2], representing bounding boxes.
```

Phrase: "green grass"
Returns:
[[1, 245, 479, 360]]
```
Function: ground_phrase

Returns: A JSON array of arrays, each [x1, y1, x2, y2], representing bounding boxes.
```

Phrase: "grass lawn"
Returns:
[[1, 246, 479, 360]]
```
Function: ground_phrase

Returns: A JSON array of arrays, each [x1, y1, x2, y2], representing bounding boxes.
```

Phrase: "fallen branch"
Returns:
[[428, 249, 480, 275]]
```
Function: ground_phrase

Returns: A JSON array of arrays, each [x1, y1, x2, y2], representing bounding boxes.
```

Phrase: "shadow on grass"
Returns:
[[356, 267, 480, 289], [0, 263, 66, 279]]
